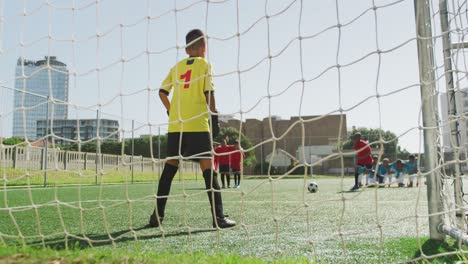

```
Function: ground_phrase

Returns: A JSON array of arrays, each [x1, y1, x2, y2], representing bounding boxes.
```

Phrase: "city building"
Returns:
[[220, 114, 349, 174], [12, 56, 69, 140], [36, 119, 119, 145]]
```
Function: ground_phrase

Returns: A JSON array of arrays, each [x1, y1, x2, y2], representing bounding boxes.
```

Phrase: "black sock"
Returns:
[[155, 163, 178, 218], [236, 174, 240, 185], [203, 169, 224, 219], [354, 173, 359, 187], [221, 173, 226, 186], [226, 174, 231, 186]]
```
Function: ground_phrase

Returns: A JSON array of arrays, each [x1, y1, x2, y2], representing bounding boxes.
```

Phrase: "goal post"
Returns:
[[414, 0, 445, 241], [439, 0, 466, 233], [415, 0, 468, 244]]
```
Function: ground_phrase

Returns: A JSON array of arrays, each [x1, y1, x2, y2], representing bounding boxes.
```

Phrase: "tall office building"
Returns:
[[12, 56, 69, 140]]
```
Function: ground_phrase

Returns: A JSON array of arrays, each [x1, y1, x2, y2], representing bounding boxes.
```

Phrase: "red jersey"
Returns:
[[214, 145, 233, 165], [230, 150, 245, 170], [354, 140, 373, 165]]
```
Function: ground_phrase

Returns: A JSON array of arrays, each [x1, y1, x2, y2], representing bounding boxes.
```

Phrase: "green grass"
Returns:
[[386, 237, 468, 263], [0, 245, 312, 264], [1, 237, 466, 263], [1, 176, 467, 263], [1, 167, 326, 187]]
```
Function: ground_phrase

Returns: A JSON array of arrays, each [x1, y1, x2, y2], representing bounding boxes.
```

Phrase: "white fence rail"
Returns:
[[0, 145, 198, 175]]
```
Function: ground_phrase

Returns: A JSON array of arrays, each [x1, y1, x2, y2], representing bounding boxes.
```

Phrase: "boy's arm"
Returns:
[[205, 91, 219, 137], [159, 90, 171, 114], [362, 144, 372, 158], [159, 69, 173, 115], [203, 63, 216, 112], [204, 91, 216, 113], [204, 63, 218, 136]]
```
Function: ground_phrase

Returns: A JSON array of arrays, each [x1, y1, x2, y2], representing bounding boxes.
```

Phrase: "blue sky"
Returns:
[[0, 0, 461, 153]]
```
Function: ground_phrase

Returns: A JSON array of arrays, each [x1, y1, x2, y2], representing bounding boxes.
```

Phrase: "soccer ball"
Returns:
[[308, 181, 318, 193]]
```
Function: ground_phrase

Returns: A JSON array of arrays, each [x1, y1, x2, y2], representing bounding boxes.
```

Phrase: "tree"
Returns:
[[342, 127, 411, 159], [64, 135, 168, 158], [2, 137, 25, 146], [124, 135, 167, 158], [214, 127, 256, 167]]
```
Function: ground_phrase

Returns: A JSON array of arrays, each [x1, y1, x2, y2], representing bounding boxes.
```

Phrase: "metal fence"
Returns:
[[0, 145, 200, 178]]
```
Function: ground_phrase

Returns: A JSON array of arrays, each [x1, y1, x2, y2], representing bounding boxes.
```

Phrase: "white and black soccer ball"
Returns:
[[308, 181, 318, 193]]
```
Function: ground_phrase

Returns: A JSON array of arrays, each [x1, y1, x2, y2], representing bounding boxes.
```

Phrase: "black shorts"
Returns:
[[219, 164, 230, 173], [167, 132, 212, 160]]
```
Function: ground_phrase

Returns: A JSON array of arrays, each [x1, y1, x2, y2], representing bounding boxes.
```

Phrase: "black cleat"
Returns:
[[213, 217, 236, 229], [149, 211, 163, 228]]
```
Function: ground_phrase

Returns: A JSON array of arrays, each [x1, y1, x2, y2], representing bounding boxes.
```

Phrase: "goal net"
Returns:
[[0, 0, 467, 262]]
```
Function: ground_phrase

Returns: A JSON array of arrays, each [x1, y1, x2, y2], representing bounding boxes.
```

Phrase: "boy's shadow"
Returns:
[[29, 225, 215, 250], [412, 239, 467, 262]]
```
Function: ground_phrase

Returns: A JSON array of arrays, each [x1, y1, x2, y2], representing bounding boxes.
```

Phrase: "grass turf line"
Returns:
[[1, 237, 466, 263], [1, 177, 467, 263]]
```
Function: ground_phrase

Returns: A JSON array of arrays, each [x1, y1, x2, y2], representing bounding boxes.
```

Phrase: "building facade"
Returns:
[[220, 114, 349, 174], [12, 56, 69, 140], [36, 119, 119, 145]]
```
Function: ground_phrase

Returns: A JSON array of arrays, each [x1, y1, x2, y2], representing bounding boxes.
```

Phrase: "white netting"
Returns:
[[0, 0, 467, 262]]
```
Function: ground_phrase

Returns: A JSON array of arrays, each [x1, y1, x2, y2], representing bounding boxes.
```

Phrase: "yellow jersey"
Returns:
[[160, 57, 215, 133]]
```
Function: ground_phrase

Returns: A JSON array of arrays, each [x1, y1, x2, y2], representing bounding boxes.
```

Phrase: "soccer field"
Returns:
[[3, 176, 462, 263]]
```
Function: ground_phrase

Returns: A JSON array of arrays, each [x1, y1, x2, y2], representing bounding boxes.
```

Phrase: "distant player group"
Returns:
[[214, 139, 245, 189], [351, 132, 420, 191], [355, 154, 419, 189]]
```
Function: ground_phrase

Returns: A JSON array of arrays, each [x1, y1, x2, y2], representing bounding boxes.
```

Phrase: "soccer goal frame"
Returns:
[[416, 0, 468, 244]]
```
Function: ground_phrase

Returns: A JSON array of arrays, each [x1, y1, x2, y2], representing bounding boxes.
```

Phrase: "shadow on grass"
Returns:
[[337, 189, 365, 194], [337, 186, 389, 194], [27, 225, 215, 250], [181, 187, 207, 191], [412, 239, 466, 263]]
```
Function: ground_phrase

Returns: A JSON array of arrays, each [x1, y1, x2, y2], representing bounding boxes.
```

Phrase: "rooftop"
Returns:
[[17, 56, 67, 67]]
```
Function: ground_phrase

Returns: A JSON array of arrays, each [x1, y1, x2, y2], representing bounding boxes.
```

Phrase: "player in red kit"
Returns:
[[214, 139, 233, 188], [351, 132, 373, 191], [230, 141, 245, 188]]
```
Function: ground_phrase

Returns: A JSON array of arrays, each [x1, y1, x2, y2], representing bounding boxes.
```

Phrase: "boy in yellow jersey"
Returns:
[[149, 29, 236, 229]]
